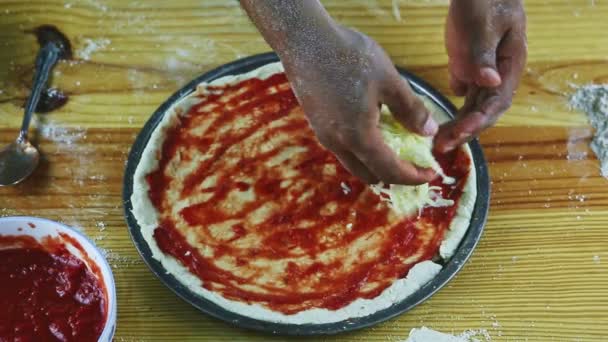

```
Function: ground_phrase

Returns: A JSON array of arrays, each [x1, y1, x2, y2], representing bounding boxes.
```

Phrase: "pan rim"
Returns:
[[122, 52, 490, 336]]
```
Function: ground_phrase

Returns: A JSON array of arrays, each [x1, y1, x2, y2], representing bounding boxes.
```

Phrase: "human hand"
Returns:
[[282, 26, 438, 185], [436, 0, 527, 152]]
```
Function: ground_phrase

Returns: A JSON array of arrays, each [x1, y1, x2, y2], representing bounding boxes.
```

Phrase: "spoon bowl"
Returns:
[[0, 140, 40, 186]]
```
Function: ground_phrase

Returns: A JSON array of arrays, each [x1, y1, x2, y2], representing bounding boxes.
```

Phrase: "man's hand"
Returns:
[[241, 1, 437, 185], [283, 26, 438, 185], [436, 0, 527, 152]]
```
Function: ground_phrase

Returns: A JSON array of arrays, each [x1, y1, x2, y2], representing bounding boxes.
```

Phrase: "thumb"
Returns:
[[382, 76, 438, 137], [470, 37, 502, 87]]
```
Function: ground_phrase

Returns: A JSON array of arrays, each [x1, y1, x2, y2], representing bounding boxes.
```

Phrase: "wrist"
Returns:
[[277, 19, 343, 64], [279, 24, 372, 74]]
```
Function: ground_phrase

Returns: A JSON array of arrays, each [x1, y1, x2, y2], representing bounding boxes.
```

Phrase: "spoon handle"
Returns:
[[18, 43, 61, 143]]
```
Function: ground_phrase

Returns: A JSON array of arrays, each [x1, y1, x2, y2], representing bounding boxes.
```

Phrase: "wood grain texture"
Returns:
[[0, 0, 607, 341]]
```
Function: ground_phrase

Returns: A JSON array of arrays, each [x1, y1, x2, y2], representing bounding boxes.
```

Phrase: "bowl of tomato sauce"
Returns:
[[0, 216, 117, 341]]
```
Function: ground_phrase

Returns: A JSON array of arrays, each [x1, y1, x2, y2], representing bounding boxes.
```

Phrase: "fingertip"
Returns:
[[408, 97, 437, 136], [385, 94, 436, 137], [477, 67, 502, 87]]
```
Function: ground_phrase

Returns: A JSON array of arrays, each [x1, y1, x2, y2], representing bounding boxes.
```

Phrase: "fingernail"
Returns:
[[479, 67, 501, 87], [422, 117, 438, 136]]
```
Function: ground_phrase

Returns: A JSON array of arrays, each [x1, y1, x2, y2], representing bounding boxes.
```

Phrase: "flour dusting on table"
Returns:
[[404, 326, 491, 342], [78, 38, 111, 60], [37, 120, 86, 146], [392, 0, 402, 21], [569, 85, 608, 178]]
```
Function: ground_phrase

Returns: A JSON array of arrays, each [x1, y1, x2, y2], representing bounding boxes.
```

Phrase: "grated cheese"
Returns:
[[370, 105, 454, 216]]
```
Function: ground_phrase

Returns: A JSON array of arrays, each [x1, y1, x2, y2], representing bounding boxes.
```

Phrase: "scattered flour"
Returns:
[[93, 234, 106, 242], [405, 327, 491, 342], [90, 175, 106, 181], [61, 220, 85, 233], [593, 255, 601, 264], [37, 120, 86, 146], [85, 0, 108, 12], [165, 56, 195, 71], [98, 247, 110, 258], [569, 85, 608, 178], [96, 221, 106, 232], [175, 48, 190, 58], [98, 248, 137, 269], [0, 208, 19, 217], [390, 0, 450, 21], [392, 0, 403, 21], [78, 38, 111, 60], [460, 328, 492, 342], [340, 181, 351, 195], [34, 118, 91, 181]]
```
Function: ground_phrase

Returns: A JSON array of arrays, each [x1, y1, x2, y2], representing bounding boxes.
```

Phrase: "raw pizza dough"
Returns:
[[131, 62, 477, 324]]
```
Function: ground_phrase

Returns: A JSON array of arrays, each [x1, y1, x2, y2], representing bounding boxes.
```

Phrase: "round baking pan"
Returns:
[[123, 52, 490, 336]]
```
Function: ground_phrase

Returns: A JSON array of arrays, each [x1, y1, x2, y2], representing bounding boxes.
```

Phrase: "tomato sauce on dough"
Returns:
[[147, 72, 470, 314], [0, 235, 107, 341]]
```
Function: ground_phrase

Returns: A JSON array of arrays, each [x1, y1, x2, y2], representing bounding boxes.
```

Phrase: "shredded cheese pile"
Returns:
[[370, 106, 454, 216]]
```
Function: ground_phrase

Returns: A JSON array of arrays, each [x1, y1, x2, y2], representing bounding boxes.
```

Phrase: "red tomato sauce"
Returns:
[[147, 72, 471, 314], [0, 235, 107, 341]]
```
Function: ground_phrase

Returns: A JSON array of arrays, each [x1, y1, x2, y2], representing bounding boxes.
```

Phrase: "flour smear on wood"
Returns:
[[569, 84, 608, 178], [403, 326, 491, 342]]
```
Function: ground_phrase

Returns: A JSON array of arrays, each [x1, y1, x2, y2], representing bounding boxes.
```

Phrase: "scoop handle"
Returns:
[[18, 43, 61, 142]]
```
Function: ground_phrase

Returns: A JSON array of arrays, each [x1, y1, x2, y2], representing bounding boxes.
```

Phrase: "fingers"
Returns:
[[382, 73, 438, 137], [476, 66, 502, 88], [332, 147, 379, 184], [469, 29, 502, 87], [449, 67, 468, 96], [469, 15, 508, 87], [349, 127, 437, 185], [314, 114, 436, 185], [436, 29, 526, 153], [446, 6, 504, 89], [434, 88, 504, 153], [347, 69, 437, 185], [497, 28, 527, 88], [453, 36, 502, 88], [435, 86, 512, 153]]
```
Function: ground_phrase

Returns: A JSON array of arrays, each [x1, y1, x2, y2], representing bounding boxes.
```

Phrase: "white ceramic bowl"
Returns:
[[0, 216, 117, 342]]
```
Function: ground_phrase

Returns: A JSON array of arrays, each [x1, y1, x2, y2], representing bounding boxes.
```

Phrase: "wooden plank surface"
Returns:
[[1, 0, 607, 341]]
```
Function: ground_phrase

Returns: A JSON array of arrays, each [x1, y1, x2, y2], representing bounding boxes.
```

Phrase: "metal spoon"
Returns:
[[0, 43, 60, 186]]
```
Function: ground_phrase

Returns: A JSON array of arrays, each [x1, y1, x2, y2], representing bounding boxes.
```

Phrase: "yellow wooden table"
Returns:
[[1, 1, 607, 341]]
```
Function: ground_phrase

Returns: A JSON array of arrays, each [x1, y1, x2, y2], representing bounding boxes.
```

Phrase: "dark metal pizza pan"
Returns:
[[123, 52, 490, 336]]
